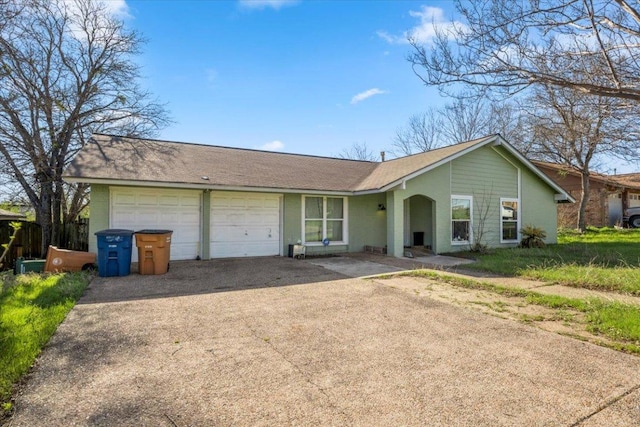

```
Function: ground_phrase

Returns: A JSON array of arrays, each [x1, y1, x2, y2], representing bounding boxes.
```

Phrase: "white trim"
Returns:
[[500, 197, 520, 243], [451, 195, 473, 245], [64, 177, 353, 196], [301, 195, 349, 246]]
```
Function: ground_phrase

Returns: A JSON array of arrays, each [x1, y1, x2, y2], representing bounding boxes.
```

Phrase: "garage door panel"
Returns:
[[138, 194, 159, 206], [111, 188, 201, 262], [159, 195, 180, 206], [210, 192, 281, 258]]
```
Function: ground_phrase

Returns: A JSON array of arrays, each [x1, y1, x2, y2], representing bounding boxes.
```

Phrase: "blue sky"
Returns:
[[118, 0, 456, 158]]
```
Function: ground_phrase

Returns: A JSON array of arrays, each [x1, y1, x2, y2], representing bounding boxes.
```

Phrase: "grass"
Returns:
[[0, 271, 91, 417], [400, 270, 640, 353], [462, 227, 640, 295]]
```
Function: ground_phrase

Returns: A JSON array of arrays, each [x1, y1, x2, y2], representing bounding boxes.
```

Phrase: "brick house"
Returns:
[[533, 161, 640, 228]]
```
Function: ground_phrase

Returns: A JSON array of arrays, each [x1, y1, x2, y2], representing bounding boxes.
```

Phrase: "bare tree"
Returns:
[[408, 0, 640, 102], [391, 110, 443, 156], [0, 0, 170, 252], [440, 97, 492, 143], [391, 98, 526, 155], [337, 142, 379, 161], [526, 81, 640, 230]]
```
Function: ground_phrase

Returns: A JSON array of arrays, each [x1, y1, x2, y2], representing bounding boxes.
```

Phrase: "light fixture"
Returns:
[[378, 203, 386, 211]]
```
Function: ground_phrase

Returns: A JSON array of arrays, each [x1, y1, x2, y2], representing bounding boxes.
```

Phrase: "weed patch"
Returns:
[[396, 270, 640, 354], [0, 271, 91, 418]]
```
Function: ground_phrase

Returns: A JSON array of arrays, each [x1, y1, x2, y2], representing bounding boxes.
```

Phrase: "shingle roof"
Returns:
[[608, 173, 640, 190], [532, 161, 640, 191], [0, 208, 26, 221], [63, 134, 562, 196], [64, 134, 377, 193]]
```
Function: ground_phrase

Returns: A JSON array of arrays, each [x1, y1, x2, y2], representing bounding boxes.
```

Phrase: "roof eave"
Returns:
[[62, 176, 354, 196]]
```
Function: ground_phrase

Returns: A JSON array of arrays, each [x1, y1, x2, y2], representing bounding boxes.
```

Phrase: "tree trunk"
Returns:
[[36, 193, 52, 255], [578, 172, 591, 231]]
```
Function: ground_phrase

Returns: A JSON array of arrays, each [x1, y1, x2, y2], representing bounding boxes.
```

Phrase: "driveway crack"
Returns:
[[569, 383, 640, 426], [243, 321, 353, 424]]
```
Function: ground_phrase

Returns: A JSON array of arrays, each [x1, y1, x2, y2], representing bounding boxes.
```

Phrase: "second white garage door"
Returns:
[[210, 192, 281, 258], [110, 188, 202, 262]]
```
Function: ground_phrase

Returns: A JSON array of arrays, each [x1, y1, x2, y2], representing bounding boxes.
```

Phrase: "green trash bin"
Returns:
[[15, 257, 46, 274]]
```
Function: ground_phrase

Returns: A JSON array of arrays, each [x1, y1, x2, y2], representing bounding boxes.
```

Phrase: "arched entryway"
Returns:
[[403, 195, 435, 253]]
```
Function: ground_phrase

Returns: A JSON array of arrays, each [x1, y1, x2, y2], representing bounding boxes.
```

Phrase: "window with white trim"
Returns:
[[500, 198, 519, 242], [303, 196, 347, 244], [451, 196, 472, 244]]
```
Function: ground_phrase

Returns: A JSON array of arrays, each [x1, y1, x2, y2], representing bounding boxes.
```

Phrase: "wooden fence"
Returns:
[[0, 221, 42, 270], [0, 219, 90, 271]]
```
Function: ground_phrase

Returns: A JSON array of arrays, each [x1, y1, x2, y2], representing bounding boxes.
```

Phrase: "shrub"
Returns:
[[520, 225, 547, 248]]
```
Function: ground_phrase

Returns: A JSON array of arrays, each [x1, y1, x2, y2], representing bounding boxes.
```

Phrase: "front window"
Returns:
[[501, 199, 519, 242], [303, 196, 347, 244], [451, 196, 471, 244]]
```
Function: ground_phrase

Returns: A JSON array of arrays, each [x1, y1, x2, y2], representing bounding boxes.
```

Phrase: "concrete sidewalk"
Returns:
[[330, 252, 640, 307]]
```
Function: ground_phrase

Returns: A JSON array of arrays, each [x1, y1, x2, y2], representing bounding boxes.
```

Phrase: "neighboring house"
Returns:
[[533, 161, 640, 227], [0, 208, 26, 221], [608, 173, 640, 224], [62, 134, 572, 261]]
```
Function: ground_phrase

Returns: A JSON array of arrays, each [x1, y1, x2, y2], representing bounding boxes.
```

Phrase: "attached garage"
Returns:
[[210, 191, 281, 258], [110, 187, 202, 261]]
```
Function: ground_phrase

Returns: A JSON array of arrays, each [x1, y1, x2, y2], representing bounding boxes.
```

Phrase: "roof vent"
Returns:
[[201, 176, 209, 180]]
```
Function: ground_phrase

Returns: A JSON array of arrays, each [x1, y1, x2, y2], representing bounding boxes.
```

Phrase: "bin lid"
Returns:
[[134, 229, 173, 234], [95, 229, 135, 236]]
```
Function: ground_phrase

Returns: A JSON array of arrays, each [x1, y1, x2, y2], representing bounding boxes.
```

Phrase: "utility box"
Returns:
[[293, 244, 306, 259], [95, 229, 134, 277], [44, 246, 96, 273], [134, 230, 173, 275]]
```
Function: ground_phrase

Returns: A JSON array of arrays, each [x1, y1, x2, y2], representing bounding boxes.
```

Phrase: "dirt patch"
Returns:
[[374, 276, 629, 351]]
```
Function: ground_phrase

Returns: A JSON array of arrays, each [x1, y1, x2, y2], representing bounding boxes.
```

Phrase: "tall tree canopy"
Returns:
[[409, 0, 640, 102], [0, 0, 169, 252]]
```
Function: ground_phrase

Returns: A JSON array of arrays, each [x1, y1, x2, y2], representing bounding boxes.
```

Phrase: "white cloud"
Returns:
[[101, 0, 130, 18], [350, 88, 388, 105], [260, 140, 285, 151], [238, 0, 299, 10], [63, 0, 131, 19], [378, 6, 466, 45]]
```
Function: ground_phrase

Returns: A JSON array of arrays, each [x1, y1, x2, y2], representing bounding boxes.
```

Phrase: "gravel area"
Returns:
[[7, 257, 640, 426]]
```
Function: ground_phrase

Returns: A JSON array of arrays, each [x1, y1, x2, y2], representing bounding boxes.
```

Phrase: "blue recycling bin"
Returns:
[[95, 229, 134, 277]]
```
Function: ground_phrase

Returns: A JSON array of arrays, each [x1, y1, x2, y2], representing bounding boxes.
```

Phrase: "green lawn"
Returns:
[[0, 271, 91, 417], [464, 227, 640, 295]]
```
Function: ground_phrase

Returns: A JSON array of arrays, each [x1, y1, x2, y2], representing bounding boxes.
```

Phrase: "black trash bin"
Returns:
[[95, 229, 134, 277]]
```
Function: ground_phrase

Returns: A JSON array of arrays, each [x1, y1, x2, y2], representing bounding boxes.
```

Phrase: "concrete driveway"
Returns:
[[8, 257, 640, 426]]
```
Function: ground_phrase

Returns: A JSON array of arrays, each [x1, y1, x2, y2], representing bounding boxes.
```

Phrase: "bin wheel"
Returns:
[[82, 263, 97, 272], [167, 263, 170, 272]]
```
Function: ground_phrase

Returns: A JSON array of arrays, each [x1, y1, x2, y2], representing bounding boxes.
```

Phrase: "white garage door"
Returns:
[[210, 191, 281, 258], [111, 188, 201, 261]]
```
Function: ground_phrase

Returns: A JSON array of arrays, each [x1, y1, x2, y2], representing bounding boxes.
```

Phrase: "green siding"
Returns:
[[521, 167, 558, 244], [87, 184, 110, 254], [451, 146, 518, 197], [348, 193, 387, 251], [449, 146, 520, 250], [282, 193, 302, 255], [282, 193, 386, 256]]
